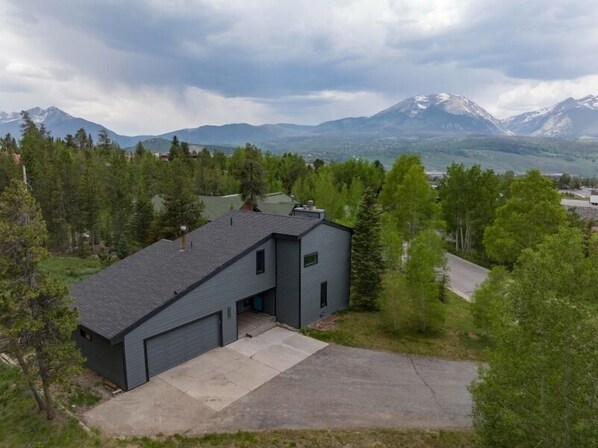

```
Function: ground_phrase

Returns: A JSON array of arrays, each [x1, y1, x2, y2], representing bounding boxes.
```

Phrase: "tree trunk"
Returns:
[[70, 227, 77, 251], [90, 229, 95, 253], [37, 355, 55, 420], [465, 220, 471, 254], [13, 348, 45, 412]]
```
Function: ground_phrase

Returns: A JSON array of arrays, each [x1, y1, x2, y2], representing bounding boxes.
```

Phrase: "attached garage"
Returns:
[[72, 211, 351, 390], [144, 313, 221, 378]]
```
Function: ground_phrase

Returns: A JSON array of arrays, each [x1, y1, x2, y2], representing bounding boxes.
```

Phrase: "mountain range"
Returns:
[[4, 94, 598, 176], [2, 94, 598, 149]]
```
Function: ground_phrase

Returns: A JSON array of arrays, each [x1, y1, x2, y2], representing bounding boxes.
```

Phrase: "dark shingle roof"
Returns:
[[72, 211, 325, 342]]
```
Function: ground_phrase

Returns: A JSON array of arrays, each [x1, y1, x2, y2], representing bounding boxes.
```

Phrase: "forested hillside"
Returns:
[[0, 113, 382, 258]]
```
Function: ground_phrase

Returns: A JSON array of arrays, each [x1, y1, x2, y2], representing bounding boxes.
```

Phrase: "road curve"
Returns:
[[446, 253, 489, 301]]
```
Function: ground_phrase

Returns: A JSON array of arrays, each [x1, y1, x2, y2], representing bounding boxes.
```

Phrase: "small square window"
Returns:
[[256, 250, 265, 274], [304, 252, 318, 267], [80, 329, 92, 341], [320, 281, 328, 308]]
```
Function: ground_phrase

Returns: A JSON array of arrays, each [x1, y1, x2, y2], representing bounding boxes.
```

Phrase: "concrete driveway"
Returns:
[[189, 345, 477, 434], [84, 327, 327, 435], [85, 328, 478, 436]]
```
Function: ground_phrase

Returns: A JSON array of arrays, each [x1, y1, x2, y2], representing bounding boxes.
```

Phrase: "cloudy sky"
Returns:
[[1, 0, 597, 135]]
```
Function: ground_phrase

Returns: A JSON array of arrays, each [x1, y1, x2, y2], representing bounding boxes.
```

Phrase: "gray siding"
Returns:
[[300, 224, 351, 327], [263, 289, 276, 315], [124, 239, 276, 389], [275, 239, 300, 327], [74, 328, 125, 390]]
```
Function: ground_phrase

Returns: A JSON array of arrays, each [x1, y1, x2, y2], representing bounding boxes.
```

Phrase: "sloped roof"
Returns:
[[197, 195, 243, 220], [72, 211, 331, 342]]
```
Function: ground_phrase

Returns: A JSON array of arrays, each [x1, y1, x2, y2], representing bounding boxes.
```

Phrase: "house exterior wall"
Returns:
[[123, 239, 276, 390], [74, 329, 125, 390], [300, 224, 351, 327], [275, 239, 300, 327], [263, 288, 276, 315]]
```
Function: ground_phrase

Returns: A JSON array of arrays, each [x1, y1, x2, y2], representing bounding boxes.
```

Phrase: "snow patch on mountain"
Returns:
[[0, 111, 21, 124]]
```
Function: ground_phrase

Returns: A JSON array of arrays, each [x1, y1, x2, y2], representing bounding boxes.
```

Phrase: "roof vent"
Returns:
[[180, 225, 187, 251]]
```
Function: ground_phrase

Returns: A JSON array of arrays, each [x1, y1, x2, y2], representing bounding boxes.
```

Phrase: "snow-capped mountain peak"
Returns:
[[369, 93, 511, 135], [29, 106, 73, 123], [503, 95, 598, 138], [0, 106, 73, 125], [377, 93, 494, 120]]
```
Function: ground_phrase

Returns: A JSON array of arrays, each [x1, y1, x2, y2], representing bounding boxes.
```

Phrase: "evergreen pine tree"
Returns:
[[350, 188, 385, 310], [0, 179, 82, 420], [235, 144, 267, 207], [152, 157, 205, 240]]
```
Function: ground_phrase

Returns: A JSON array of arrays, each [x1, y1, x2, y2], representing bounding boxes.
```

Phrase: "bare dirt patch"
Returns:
[[309, 314, 340, 331]]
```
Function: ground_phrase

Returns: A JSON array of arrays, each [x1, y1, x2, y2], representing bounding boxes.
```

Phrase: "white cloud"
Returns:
[[60, 83, 276, 135], [489, 75, 598, 118]]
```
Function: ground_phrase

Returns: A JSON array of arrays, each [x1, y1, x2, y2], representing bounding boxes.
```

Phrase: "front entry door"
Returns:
[[252, 295, 263, 312]]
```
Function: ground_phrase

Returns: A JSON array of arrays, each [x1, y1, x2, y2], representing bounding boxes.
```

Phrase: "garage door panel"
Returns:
[[146, 314, 221, 378]]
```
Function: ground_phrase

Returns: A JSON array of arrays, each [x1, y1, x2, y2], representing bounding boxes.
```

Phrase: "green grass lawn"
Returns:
[[40, 255, 103, 285], [123, 429, 475, 447], [0, 363, 107, 448], [304, 292, 489, 361]]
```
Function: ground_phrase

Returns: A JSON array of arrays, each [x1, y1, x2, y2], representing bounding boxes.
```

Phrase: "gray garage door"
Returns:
[[145, 313, 221, 378]]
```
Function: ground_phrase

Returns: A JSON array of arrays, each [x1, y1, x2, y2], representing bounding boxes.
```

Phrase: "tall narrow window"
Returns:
[[256, 250, 265, 274], [320, 281, 328, 308]]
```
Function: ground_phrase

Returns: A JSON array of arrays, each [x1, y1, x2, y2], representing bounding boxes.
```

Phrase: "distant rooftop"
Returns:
[[152, 192, 297, 221]]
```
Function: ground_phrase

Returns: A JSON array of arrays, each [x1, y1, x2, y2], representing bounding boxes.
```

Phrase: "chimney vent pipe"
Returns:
[[180, 225, 187, 250]]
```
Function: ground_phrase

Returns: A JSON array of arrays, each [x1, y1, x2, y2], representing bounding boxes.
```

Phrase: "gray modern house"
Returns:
[[71, 210, 351, 391]]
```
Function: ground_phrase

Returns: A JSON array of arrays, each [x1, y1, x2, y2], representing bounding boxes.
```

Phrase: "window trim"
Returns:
[[320, 281, 328, 308], [256, 249, 265, 274], [304, 252, 319, 267]]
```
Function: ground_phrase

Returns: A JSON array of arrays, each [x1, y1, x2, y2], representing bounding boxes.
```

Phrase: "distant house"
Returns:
[[152, 192, 298, 221], [564, 205, 598, 232], [71, 210, 351, 391]]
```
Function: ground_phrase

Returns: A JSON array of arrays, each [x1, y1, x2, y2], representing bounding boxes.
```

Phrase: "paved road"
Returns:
[[561, 198, 595, 208], [446, 253, 489, 301], [190, 345, 477, 434]]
